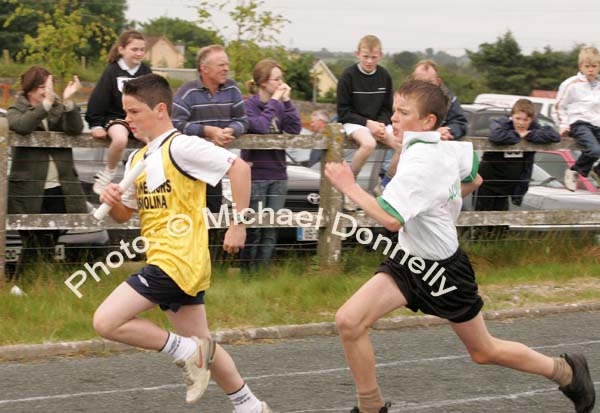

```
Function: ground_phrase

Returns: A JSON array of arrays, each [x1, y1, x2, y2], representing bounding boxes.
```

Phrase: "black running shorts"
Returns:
[[376, 248, 483, 323], [126, 264, 205, 312]]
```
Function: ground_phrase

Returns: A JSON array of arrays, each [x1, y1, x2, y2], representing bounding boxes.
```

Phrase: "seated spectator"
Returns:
[[475, 99, 560, 212], [239, 59, 301, 272], [307, 109, 330, 167], [7, 66, 87, 275], [337, 35, 398, 209], [556, 46, 600, 191], [86, 30, 151, 195]]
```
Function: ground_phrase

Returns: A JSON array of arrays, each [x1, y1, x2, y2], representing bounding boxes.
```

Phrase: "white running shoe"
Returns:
[[93, 168, 116, 195], [175, 336, 215, 404], [564, 169, 579, 192], [232, 401, 273, 413]]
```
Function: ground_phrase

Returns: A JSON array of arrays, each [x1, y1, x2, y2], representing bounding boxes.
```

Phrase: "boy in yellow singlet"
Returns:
[[95, 74, 271, 412]]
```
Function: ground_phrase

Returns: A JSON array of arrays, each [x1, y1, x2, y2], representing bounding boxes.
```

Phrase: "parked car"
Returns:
[[462, 103, 557, 136], [461, 104, 600, 229], [473, 94, 557, 123], [221, 145, 387, 248]]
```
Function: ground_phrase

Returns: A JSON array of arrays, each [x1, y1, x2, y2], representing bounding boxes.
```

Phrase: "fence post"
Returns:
[[317, 122, 345, 267], [0, 117, 8, 282]]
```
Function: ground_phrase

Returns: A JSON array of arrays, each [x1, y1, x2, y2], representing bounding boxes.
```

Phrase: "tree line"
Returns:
[[1, 1, 583, 103]]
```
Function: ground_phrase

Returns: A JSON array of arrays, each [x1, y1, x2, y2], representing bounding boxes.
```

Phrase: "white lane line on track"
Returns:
[[284, 382, 600, 412], [0, 384, 182, 405], [0, 339, 598, 405]]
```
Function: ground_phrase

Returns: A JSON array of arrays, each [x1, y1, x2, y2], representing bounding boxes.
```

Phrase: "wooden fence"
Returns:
[[1, 116, 599, 278]]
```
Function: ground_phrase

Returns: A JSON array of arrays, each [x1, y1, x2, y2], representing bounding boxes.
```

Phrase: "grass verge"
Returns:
[[1, 234, 599, 346]]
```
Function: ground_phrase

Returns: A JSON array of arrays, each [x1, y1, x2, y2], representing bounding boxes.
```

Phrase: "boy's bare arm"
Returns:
[[223, 158, 251, 253], [99, 183, 135, 223], [325, 161, 402, 232], [461, 174, 483, 198]]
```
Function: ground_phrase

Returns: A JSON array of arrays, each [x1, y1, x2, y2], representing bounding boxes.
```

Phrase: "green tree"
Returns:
[[80, 0, 128, 59], [467, 31, 535, 95], [528, 46, 581, 91], [439, 68, 486, 103], [6, 0, 114, 80], [2, 0, 125, 62], [141, 17, 221, 68], [196, 0, 290, 83], [391, 51, 420, 70], [0, 1, 40, 60], [280, 52, 315, 101]]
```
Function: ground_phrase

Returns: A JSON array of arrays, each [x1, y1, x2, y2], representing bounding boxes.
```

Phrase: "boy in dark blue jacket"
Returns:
[[475, 99, 561, 211]]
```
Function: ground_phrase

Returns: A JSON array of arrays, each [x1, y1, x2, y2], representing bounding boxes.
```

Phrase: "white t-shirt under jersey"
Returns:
[[378, 131, 478, 260], [121, 128, 237, 210]]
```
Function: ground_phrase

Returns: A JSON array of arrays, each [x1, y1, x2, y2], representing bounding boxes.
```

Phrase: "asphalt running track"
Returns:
[[1, 311, 598, 412]]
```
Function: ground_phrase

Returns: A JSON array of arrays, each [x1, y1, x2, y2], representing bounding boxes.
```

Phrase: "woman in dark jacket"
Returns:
[[7, 65, 87, 272]]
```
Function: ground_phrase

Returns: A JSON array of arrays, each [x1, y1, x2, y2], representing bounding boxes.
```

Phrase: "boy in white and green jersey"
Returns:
[[325, 79, 595, 413]]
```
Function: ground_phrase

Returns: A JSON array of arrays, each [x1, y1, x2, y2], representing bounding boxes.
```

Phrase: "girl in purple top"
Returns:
[[240, 59, 301, 271]]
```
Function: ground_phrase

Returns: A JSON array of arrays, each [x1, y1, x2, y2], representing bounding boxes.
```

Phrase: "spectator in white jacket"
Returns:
[[556, 47, 600, 191]]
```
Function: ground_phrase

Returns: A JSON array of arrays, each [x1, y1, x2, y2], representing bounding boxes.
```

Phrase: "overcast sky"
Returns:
[[127, 0, 600, 55]]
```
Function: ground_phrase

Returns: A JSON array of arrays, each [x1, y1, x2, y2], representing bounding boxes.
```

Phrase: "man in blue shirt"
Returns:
[[172, 44, 249, 213]]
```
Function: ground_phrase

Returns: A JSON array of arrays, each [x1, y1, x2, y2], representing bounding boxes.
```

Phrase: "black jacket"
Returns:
[[480, 116, 560, 205], [85, 61, 152, 128], [442, 87, 468, 139]]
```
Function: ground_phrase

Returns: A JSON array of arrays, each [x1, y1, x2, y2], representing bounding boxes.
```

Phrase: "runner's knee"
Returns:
[[92, 309, 117, 338], [335, 308, 364, 340], [468, 347, 497, 365]]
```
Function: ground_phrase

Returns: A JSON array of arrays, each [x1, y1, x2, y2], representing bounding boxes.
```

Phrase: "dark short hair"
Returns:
[[511, 98, 536, 118], [20, 66, 51, 96], [396, 80, 450, 130], [123, 74, 172, 115]]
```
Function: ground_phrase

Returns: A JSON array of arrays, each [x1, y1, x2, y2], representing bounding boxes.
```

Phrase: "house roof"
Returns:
[[144, 35, 182, 56], [312, 59, 337, 83]]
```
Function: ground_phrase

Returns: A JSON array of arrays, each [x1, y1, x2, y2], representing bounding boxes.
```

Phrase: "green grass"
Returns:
[[1, 234, 599, 346]]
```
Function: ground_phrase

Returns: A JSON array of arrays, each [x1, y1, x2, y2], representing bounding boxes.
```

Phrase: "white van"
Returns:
[[474, 93, 557, 124]]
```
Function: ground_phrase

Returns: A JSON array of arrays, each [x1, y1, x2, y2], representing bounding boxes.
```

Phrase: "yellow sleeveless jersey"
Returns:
[[130, 132, 210, 295]]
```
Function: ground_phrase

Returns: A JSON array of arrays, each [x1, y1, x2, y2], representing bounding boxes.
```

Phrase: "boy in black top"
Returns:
[[337, 35, 398, 209]]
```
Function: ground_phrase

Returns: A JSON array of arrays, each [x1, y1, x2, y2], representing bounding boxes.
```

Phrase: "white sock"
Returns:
[[228, 383, 262, 413], [159, 332, 197, 362]]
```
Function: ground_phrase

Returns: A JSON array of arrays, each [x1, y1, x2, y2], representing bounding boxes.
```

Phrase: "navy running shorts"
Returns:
[[126, 264, 205, 312]]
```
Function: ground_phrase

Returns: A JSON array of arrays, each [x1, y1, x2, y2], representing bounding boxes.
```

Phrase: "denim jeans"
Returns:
[[571, 121, 600, 176], [239, 179, 288, 271]]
